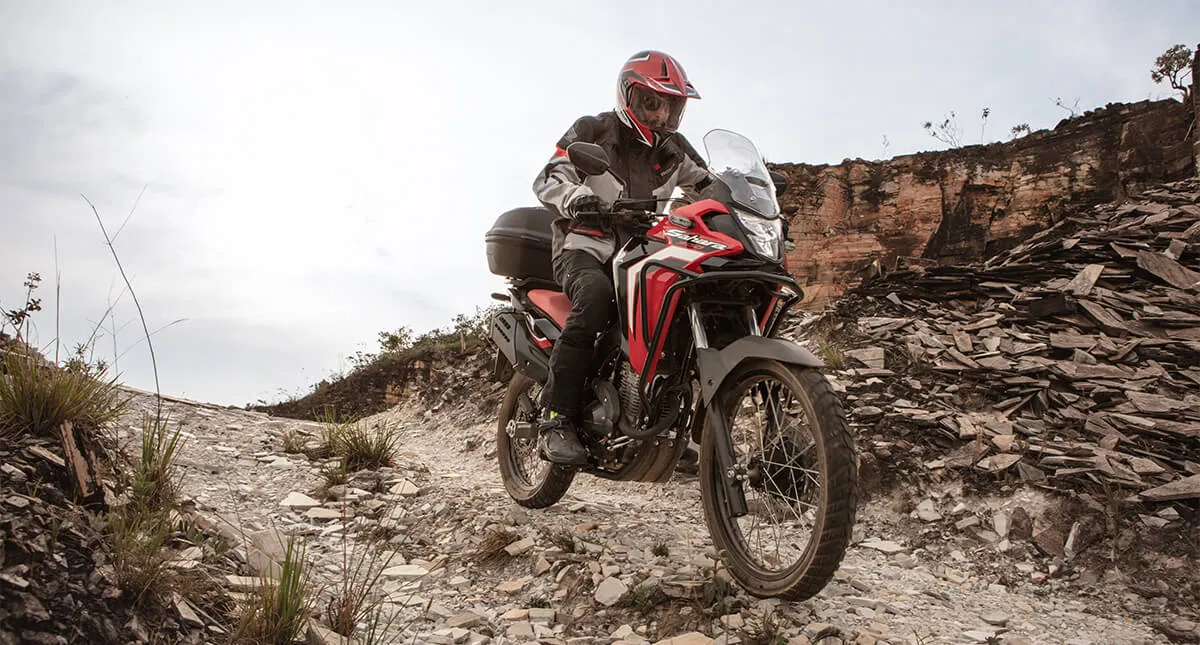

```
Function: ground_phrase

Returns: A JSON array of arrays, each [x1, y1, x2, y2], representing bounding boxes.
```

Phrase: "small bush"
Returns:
[[234, 535, 311, 644], [473, 527, 519, 565], [616, 584, 669, 614], [651, 541, 670, 557], [816, 340, 844, 370], [319, 462, 349, 497], [278, 428, 306, 454], [104, 506, 174, 606], [325, 546, 401, 637], [740, 609, 789, 645], [0, 350, 129, 438], [126, 414, 186, 511], [103, 415, 187, 608], [336, 420, 401, 472], [551, 530, 577, 554], [316, 410, 400, 473]]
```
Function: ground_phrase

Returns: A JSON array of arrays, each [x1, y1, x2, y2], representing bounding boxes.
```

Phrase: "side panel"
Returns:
[[490, 310, 551, 383], [616, 203, 746, 378], [618, 245, 700, 375]]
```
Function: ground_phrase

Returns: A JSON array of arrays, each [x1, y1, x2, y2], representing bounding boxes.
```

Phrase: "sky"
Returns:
[[1, 1, 1196, 406]]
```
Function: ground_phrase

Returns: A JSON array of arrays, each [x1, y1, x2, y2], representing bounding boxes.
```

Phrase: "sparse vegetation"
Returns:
[[125, 413, 186, 510], [336, 419, 401, 472], [1054, 96, 1081, 118], [233, 535, 312, 644], [617, 584, 669, 614], [101, 412, 190, 609], [0, 275, 129, 439], [473, 526, 519, 565], [316, 410, 401, 474], [0, 348, 128, 439], [325, 544, 401, 638], [319, 462, 350, 496], [739, 609, 789, 645], [278, 428, 306, 453], [352, 306, 500, 371], [1151, 43, 1193, 103], [651, 541, 670, 557], [104, 506, 175, 606], [816, 340, 844, 370], [923, 111, 963, 148], [551, 529, 578, 553]]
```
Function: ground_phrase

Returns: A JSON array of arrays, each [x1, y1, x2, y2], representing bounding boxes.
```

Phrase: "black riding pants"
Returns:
[[544, 249, 616, 418]]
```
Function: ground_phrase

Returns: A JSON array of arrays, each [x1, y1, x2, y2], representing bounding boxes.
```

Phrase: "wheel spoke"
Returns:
[[722, 373, 826, 574]]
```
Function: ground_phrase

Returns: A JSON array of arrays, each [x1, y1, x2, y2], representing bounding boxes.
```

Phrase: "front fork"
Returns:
[[689, 303, 749, 518]]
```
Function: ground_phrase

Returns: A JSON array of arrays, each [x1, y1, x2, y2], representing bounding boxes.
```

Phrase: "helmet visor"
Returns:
[[630, 85, 686, 133]]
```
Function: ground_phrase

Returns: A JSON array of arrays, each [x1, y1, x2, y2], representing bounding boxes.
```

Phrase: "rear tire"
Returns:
[[497, 373, 574, 508], [699, 361, 856, 600]]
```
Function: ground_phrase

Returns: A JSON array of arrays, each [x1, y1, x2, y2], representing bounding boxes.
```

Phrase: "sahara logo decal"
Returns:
[[664, 228, 728, 250]]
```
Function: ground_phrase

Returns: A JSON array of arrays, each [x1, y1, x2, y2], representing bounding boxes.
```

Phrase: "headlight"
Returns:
[[734, 210, 783, 260]]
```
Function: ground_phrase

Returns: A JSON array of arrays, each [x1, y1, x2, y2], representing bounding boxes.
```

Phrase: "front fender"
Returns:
[[695, 336, 825, 405]]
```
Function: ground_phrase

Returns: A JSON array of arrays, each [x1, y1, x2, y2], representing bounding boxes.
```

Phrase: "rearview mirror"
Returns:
[[769, 170, 789, 198], [567, 142, 610, 176]]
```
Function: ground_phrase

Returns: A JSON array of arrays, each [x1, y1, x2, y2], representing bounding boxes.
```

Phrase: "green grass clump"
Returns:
[[234, 536, 312, 644], [0, 350, 129, 438]]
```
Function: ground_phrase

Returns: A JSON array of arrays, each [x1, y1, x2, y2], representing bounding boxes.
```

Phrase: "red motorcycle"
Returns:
[[485, 130, 856, 599]]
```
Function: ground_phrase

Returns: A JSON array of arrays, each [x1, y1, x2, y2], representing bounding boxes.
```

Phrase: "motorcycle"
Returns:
[[484, 129, 857, 600]]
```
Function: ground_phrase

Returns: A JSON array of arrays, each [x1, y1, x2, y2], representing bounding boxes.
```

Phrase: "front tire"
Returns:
[[496, 373, 574, 508], [699, 361, 857, 600]]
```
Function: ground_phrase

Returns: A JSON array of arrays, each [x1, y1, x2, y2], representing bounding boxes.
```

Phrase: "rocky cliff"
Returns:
[[774, 98, 1197, 305]]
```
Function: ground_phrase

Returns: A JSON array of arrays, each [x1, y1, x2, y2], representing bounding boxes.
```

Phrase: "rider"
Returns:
[[531, 50, 712, 465]]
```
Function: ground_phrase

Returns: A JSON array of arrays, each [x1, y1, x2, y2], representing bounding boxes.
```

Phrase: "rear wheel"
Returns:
[[699, 360, 856, 600], [497, 373, 574, 508]]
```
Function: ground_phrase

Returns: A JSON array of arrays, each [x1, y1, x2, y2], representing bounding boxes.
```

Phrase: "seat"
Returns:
[[527, 289, 572, 328]]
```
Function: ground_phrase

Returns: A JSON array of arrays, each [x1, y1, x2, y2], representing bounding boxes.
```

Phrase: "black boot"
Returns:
[[538, 414, 588, 466]]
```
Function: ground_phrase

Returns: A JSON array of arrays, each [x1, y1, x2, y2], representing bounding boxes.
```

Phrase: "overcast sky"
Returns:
[[1, 1, 1196, 406]]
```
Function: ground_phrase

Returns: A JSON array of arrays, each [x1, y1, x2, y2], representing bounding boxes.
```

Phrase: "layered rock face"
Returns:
[[774, 98, 1196, 305]]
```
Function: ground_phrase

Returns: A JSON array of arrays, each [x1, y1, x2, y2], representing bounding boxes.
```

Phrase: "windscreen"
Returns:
[[702, 129, 780, 219]]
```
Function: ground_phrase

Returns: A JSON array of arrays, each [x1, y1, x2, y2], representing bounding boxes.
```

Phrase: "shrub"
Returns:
[[0, 349, 129, 438], [336, 420, 401, 473], [325, 546, 401, 637], [104, 506, 174, 607], [126, 413, 186, 511], [234, 536, 311, 644]]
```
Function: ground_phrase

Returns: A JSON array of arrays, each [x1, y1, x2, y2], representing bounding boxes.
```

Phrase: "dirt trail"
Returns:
[[120, 386, 1178, 645]]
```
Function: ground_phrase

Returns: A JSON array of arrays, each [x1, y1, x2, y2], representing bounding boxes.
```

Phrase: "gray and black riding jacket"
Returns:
[[532, 111, 711, 264]]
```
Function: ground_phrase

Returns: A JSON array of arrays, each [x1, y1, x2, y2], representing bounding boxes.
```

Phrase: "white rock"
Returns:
[[528, 607, 556, 624], [916, 499, 942, 522], [390, 479, 421, 496], [507, 622, 534, 638], [981, 611, 1009, 626], [860, 539, 906, 555], [992, 511, 1011, 538], [496, 578, 528, 593], [594, 576, 629, 607], [504, 537, 535, 556], [382, 564, 429, 579], [651, 632, 713, 645], [280, 492, 321, 509], [305, 507, 345, 521]]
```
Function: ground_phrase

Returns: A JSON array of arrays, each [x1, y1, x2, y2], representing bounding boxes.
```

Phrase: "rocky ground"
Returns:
[[120, 371, 1195, 645]]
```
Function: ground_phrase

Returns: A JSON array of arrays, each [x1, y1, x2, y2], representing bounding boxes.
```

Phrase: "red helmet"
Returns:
[[616, 50, 700, 146]]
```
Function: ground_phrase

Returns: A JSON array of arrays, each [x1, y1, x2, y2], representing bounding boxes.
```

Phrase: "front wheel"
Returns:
[[496, 373, 574, 508], [699, 360, 857, 600]]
